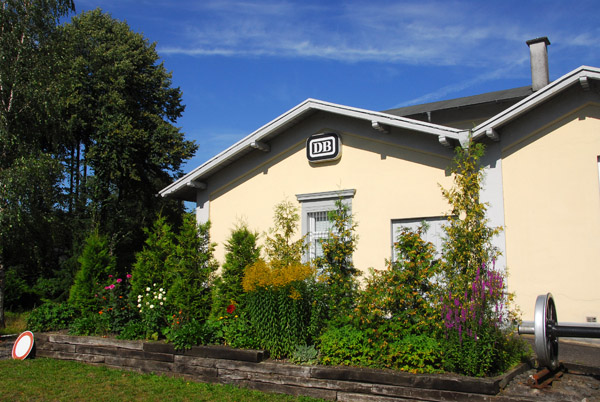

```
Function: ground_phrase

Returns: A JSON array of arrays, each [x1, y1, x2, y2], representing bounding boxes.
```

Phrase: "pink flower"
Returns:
[[116, 278, 122, 283], [107, 284, 115, 290], [109, 275, 113, 278], [126, 274, 132, 279]]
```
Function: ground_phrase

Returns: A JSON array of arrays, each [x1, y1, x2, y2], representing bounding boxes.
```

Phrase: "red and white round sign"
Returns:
[[12, 331, 34, 360]]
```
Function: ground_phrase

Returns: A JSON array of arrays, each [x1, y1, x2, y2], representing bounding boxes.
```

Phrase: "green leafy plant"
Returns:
[[383, 335, 443, 374], [313, 199, 360, 320], [168, 216, 218, 323], [318, 323, 379, 367], [213, 223, 260, 315], [68, 230, 116, 314], [357, 224, 440, 335], [438, 139, 527, 376], [130, 216, 177, 300], [290, 344, 319, 365], [27, 303, 76, 332]]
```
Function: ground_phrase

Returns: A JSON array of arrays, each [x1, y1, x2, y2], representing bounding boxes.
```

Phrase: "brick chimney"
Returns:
[[526, 37, 551, 91]]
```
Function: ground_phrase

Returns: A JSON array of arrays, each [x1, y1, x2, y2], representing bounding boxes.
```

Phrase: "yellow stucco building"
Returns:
[[161, 38, 600, 324]]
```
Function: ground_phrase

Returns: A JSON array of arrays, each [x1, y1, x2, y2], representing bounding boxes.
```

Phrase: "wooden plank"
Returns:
[[143, 342, 176, 354], [310, 366, 500, 395], [215, 360, 312, 377], [104, 356, 173, 373], [75, 345, 174, 363], [36, 341, 77, 353], [184, 345, 265, 362], [174, 363, 219, 378], [36, 349, 105, 364], [45, 334, 143, 350], [174, 355, 219, 368]]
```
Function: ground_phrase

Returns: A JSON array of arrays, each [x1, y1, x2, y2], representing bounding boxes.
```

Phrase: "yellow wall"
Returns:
[[502, 104, 600, 322], [208, 131, 453, 274]]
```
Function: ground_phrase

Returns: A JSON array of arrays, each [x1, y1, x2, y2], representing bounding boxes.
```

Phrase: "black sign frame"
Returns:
[[306, 132, 341, 162]]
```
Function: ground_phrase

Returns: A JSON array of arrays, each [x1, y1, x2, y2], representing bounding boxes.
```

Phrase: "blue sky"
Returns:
[[73, 0, 600, 171]]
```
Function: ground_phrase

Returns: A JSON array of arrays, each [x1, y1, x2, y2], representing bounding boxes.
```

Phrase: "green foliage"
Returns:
[[290, 344, 319, 365], [69, 313, 109, 336], [313, 199, 360, 320], [264, 200, 306, 267], [246, 283, 312, 359], [136, 284, 169, 340], [437, 139, 527, 376], [318, 324, 379, 367], [130, 216, 176, 299], [383, 335, 443, 374], [440, 141, 502, 293], [26, 303, 76, 332], [357, 225, 440, 334], [68, 230, 116, 314], [213, 223, 260, 315], [168, 216, 218, 322], [57, 9, 197, 272], [220, 313, 260, 350]]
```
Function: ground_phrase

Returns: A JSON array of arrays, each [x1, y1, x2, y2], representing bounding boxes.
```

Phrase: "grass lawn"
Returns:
[[0, 358, 327, 402]]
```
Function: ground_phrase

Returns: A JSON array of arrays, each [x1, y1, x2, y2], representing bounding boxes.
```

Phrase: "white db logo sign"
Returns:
[[307, 133, 341, 162]]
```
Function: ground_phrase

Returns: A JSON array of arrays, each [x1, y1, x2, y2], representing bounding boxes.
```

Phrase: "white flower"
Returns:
[[137, 304, 141, 308], [146, 287, 150, 292], [159, 288, 163, 292], [150, 304, 154, 309], [153, 283, 156, 286], [158, 294, 162, 300], [159, 302, 163, 306], [137, 294, 142, 300], [146, 301, 149, 305], [163, 297, 166, 301]]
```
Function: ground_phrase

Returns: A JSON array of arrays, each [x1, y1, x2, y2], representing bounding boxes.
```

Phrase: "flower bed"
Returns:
[[34, 333, 530, 401]]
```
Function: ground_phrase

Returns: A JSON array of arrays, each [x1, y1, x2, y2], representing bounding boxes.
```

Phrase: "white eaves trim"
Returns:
[[160, 98, 462, 198], [471, 66, 600, 141]]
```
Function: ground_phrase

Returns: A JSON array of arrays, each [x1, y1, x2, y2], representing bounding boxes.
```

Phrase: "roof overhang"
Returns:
[[471, 66, 600, 142], [160, 98, 462, 201]]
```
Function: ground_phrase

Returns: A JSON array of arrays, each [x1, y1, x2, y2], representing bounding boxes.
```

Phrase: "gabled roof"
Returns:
[[383, 86, 533, 118], [161, 66, 600, 202], [471, 66, 600, 141], [160, 98, 462, 201]]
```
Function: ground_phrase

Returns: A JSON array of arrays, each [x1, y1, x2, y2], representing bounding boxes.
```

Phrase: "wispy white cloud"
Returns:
[[157, 0, 537, 67]]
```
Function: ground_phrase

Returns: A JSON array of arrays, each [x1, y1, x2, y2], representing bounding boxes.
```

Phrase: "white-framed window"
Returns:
[[296, 189, 355, 262], [391, 216, 447, 261]]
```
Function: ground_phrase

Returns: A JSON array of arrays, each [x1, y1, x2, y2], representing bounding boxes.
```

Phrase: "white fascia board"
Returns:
[[472, 66, 600, 141], [160, 99, 461, 198]]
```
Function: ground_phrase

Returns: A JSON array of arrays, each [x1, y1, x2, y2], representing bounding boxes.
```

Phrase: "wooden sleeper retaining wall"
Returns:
[[34, 333, 529, 401]]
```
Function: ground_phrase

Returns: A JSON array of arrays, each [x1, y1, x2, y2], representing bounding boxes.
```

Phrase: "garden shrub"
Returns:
[[318, 323, 380, 367], [383, 335, 443, 374], [313, 199, 360, 321], [212, 223, 260, 316], [243, 260, 313, 358], [68, 230, 116, 314], [27, 302, 76, 332], [130, 216, 177, 300], [168, 216, 218, 323], [357, 224, 440, 335], [438, 140, 527, 376]]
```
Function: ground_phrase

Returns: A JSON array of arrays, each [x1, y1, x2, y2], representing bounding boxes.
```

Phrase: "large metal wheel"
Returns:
[[534, 293, 559, 370]]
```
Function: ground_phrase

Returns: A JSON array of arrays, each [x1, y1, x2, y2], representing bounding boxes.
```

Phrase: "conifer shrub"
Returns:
[[168, 216, 218, 323], [68, 230, 116, 314], [313, 199, 360, 322], [212, 223, 260, 316]]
